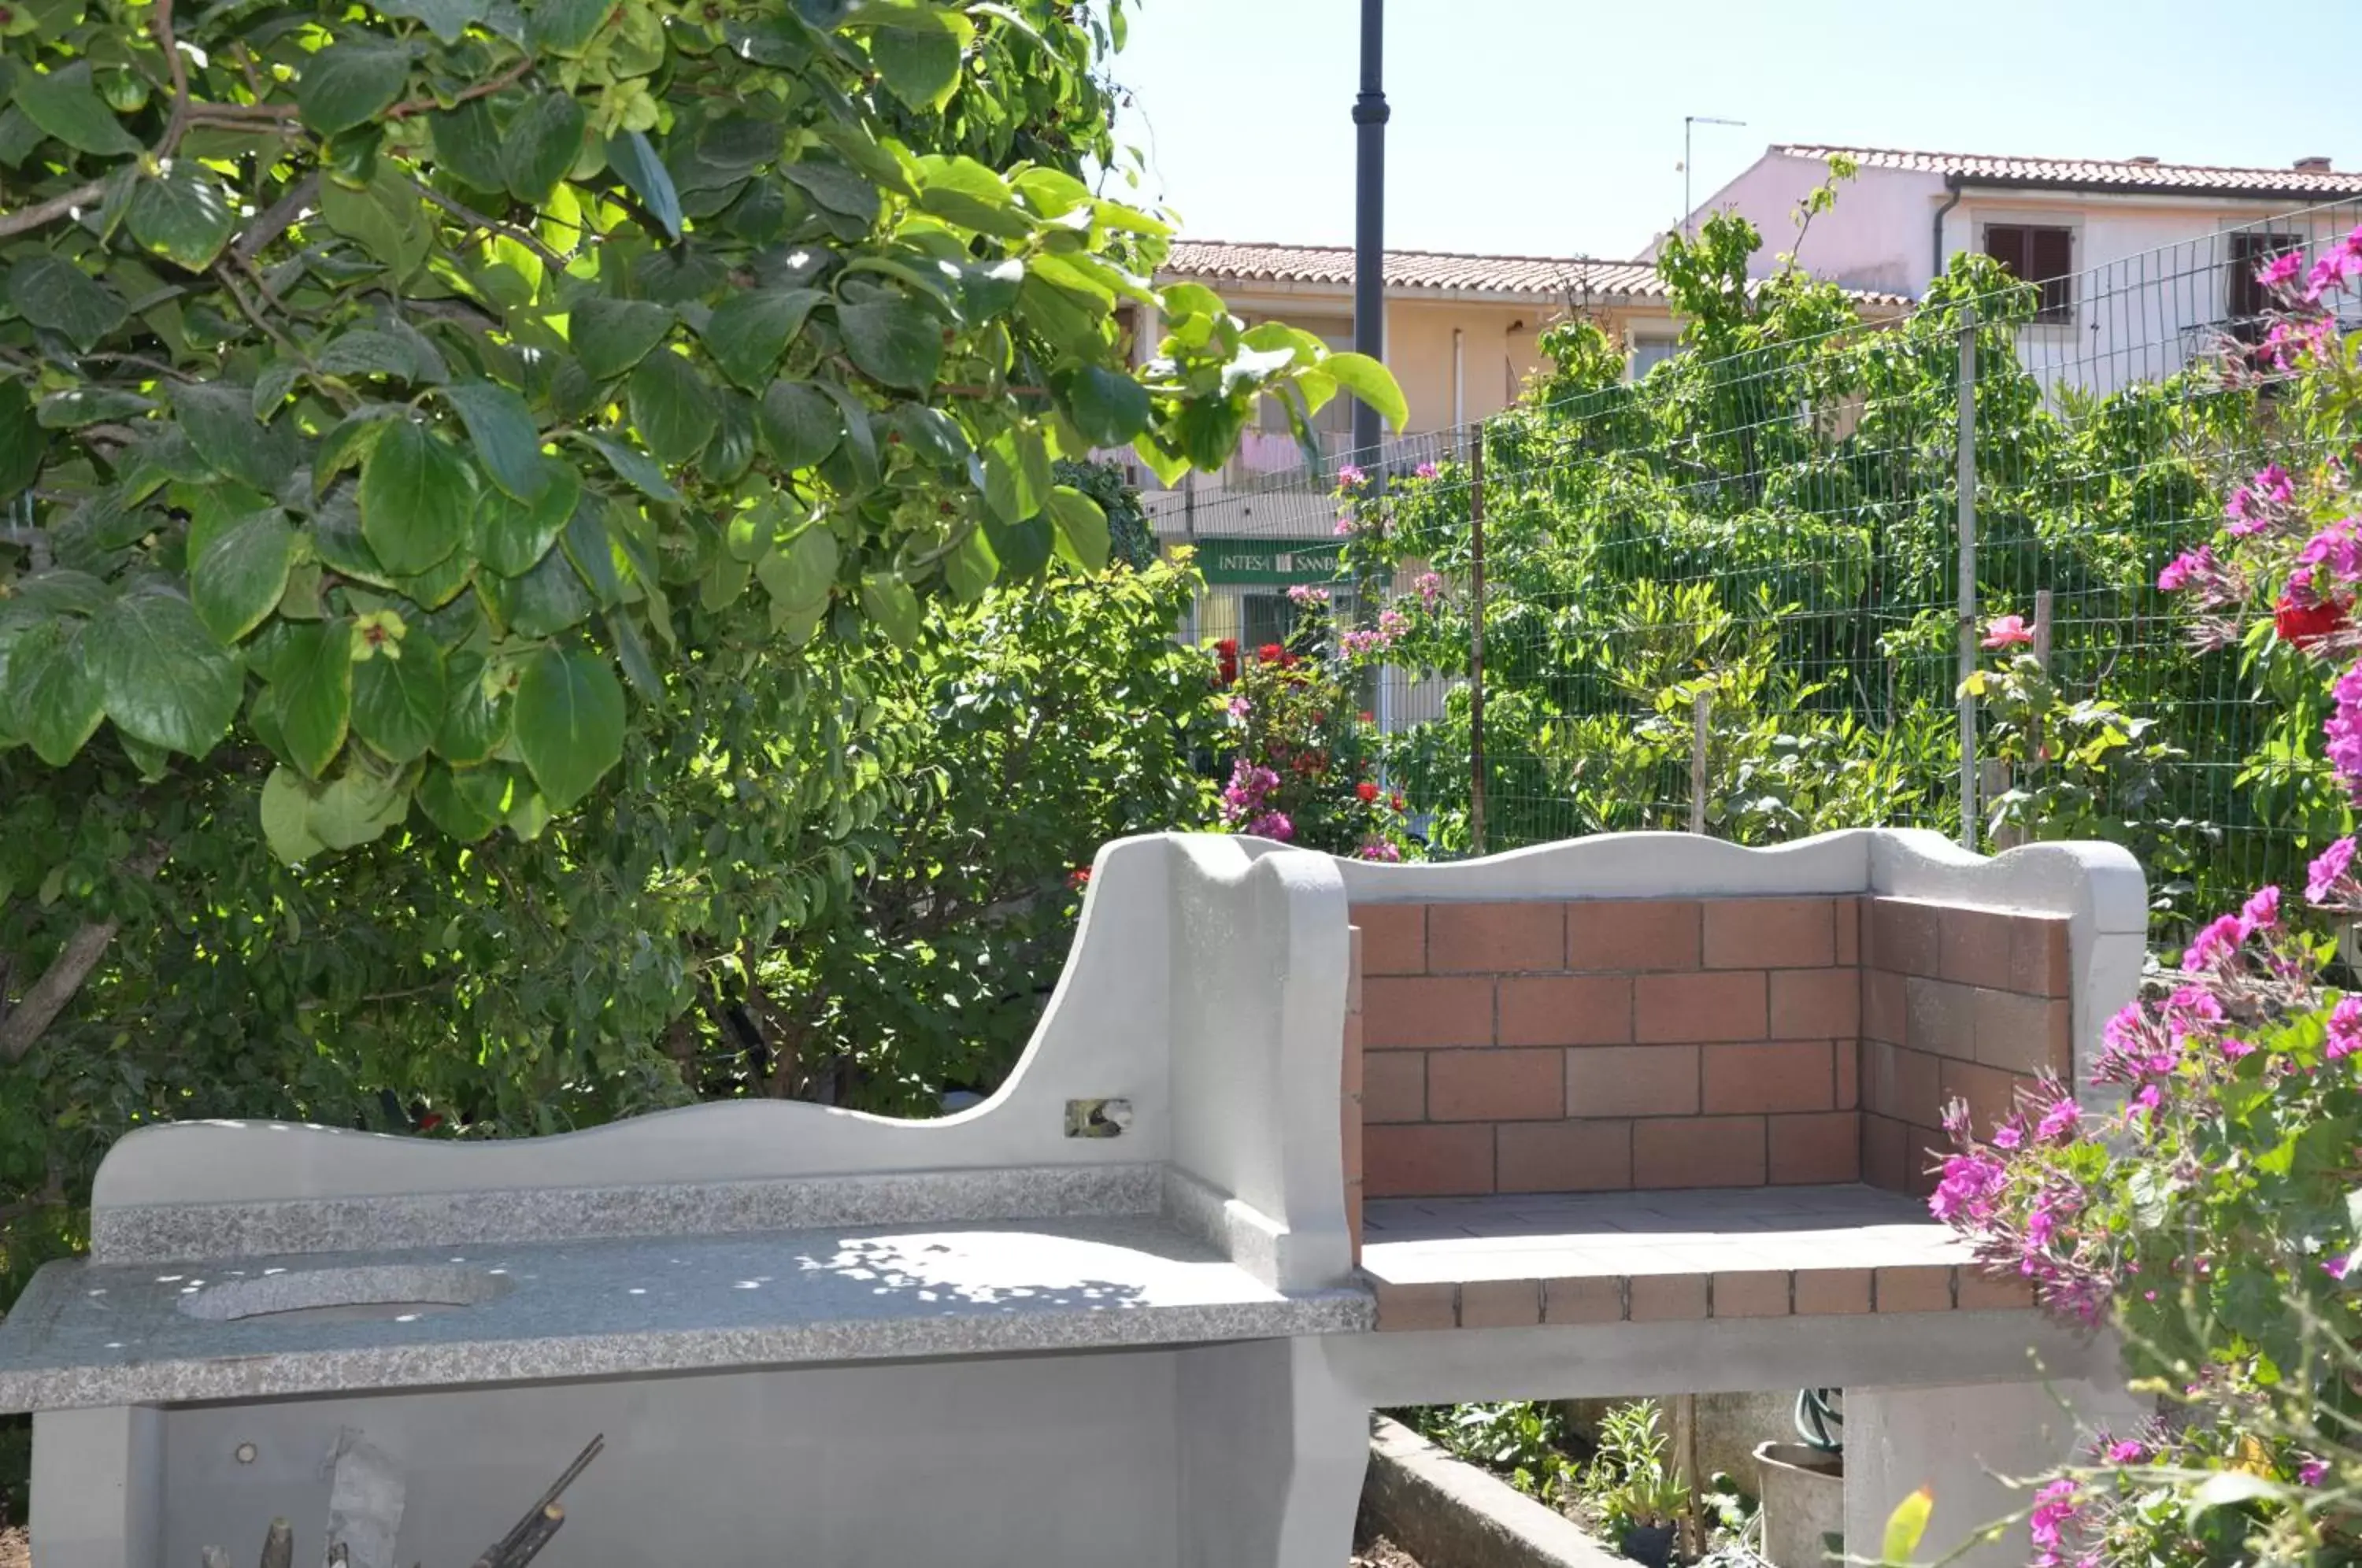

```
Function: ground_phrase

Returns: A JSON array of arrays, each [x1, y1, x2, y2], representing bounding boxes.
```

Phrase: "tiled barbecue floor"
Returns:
[[1362, 1183, 1968, 1282]]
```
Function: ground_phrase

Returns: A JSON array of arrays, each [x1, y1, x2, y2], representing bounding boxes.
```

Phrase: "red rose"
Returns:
[[1257, 643, 1284, 664], [1356, 781, 1379, 803], [2275, 592, 2349, 649], [1390, 793, 1405, 812], [1068, 867, 1092, 891]]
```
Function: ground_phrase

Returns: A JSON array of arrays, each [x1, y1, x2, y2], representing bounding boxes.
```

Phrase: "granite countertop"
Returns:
[[0, 1213, 1374, 1412]]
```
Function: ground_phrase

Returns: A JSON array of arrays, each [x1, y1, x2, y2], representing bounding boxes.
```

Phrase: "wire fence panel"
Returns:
[[1150, 201, 2362, 934]]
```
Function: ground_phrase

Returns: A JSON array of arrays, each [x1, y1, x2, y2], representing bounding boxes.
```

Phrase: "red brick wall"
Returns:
[[1345, 893, 2075, 1206], [1351, 897, 1864, 1200], [1859, 897, 2071, 1196]]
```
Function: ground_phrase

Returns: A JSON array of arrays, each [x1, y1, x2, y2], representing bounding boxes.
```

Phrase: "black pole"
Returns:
[[1351, 0, 1386, 470]]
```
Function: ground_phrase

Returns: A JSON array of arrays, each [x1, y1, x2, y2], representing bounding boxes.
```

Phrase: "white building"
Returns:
[[1664, 144, 2362, 393]]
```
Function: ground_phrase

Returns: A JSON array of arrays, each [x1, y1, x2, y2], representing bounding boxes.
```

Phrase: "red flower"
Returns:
[[1356, 781, 1379, 803], [1390, 793, 1405, 812], [416, 1112, 443, 1133], [2275, 592, 2349, 649], [1357, 710, 1374, 724], [1214, 638, 1238, 686], [1068, 867, 1092, 892], [1257, 642, 1285, 665]]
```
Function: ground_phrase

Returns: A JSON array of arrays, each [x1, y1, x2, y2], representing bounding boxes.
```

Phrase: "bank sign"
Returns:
[[1190, 538, 1348, 586]]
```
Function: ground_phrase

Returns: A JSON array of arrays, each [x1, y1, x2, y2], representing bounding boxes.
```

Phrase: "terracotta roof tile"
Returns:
[[1161, 240, 1909, 307], [1776, 144, 2362, 199]]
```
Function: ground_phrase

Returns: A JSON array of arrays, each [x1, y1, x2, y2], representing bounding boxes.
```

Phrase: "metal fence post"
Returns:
[[1956, 305, 1979, 853], [1690, 692, 1709, 835], [1468, 436, 1487, 857]]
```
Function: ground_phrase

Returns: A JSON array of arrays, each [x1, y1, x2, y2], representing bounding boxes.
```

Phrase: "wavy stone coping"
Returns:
[[0, 1214, 1373, 1413], [1359, 1184, 2029, 1329], [91, 1162, 1166, 1264]]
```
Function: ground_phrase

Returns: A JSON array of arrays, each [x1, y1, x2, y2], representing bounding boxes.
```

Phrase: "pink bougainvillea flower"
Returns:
[[2184, 912, 2248, 969], [2157, 545, 2217, 592], [2307, 836, 2356, 903], [1982, 614, 2035, 648], [1335, 464, 1368, 491], [1413, 461, 1438, 479], [1356, 838, 1403, 862], [1332, 511, 1358, 538], [2327, 996, 2362, 1060]]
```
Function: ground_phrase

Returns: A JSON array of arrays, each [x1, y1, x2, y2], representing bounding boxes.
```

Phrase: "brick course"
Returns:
[[1340, 894, 2071, 1213]]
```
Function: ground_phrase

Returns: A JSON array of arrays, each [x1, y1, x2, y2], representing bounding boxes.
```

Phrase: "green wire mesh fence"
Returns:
[[1149, 202, 2362, 934]]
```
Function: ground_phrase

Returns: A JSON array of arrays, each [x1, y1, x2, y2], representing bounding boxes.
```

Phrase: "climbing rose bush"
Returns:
[[1209, 589, 1415, 861], [1934, 231, 2362, 1566]]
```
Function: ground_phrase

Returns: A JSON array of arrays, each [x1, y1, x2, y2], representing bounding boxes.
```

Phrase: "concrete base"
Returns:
[[1363, 1417, 1620, 1568], [41, 1340, 1370, 1568], [1844, 1375, 2148, 1568]]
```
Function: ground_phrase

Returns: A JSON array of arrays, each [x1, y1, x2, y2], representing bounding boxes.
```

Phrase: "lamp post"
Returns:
[[1351, 0, 1387, 470], [1681, 114, 1746, 239]]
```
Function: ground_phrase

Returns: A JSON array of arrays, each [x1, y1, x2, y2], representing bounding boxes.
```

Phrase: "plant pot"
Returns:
[[1753, 1442, 1843, 1568], [1620, 1520, 1679, 1568]]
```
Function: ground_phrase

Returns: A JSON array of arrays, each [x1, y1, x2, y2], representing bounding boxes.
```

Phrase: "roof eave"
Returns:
[[1942, 172, 2362, 203]]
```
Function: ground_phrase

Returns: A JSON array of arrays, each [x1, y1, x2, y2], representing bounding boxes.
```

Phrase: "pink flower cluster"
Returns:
[[1286, 584, 1331, 607], [1415, 571, 1446, 608], [1355, 838, 1403, 862], [1220, 760, 1281, 829], [1339, 608, 1410, 658], [2327, 662, 2362, 801], [2223, 462, 2294, 538]]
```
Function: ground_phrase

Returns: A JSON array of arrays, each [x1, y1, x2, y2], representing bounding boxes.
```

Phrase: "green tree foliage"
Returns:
[[1361, 179, 2291, 919], [0, 0, 1404, 1287]]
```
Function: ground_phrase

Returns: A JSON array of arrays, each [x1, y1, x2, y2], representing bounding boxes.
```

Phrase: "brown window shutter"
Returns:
[[1985, 225, 2027, 278], [2030, 227, 2072, 283]]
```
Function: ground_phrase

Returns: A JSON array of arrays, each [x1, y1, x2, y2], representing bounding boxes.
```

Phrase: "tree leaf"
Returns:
[[430, 98, 507, 193], [605, 130, 683, 239], [913, 154, 1032, 239], [871, 20, 964, 113], [755, 525, 838, 612], [0, 378, 44, 496], [190, 507, 295, 643], [512, 645, 624, 811], [9, 253, 126, 352], [438, 379, 552, 501], [359, 418, 476, 575], [782, 157, 878, 223], [571, 296, 674, 383], [836, 295, 942, 390], [756, 379, 842, 470], [415, 760, 500, 839], [13, 61, 141, 155], [319, 168, 431, 278], [4, 616, 106, 764], [353, 634, 448, 762], [173, 383, 299, 493], [502, 90, 587, 205], [528, 0, 609, 54], [701, 288, 823, 390], [1054, 362, 1150, 449], [375, 0, 487, 45], [483, 544, 594, 636], [627, 350, 719, 466], [91, 590, 242, 756], [127, 163, 235, 271], [436, 649, 509, 765], [582, 433, 682, 503], [261, 766, 329, 863], [981, 427, 1047, 523], [296, 39, 413, 136], [860, 572, 920, 646], [477, 460, 579, 576], [1882, 1487, 1933, 1566], [1318, 349, 1409, 431], [305, 760, 413, 851], [1046, 484, 1109, 573], [273, 619, 353, 778]]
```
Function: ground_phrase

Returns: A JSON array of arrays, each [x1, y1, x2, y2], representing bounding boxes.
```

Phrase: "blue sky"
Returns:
[[1106, 0, 2362, 261]]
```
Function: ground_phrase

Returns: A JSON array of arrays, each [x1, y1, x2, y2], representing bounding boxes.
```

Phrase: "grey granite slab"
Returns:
[[91, 1162, 1167, 1263], [0, 1213, 1373, 1413]]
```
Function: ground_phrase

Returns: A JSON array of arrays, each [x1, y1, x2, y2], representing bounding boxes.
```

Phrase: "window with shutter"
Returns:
[[2229, 231, 2301, 326], [1985, 224, 2075, 324]]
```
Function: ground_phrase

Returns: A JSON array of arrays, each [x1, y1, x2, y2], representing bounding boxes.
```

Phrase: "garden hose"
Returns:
[[1794, 1389, 1843, 1454]]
